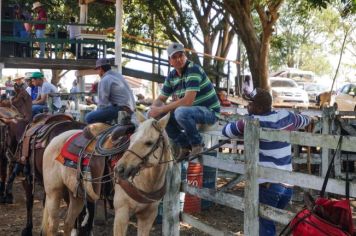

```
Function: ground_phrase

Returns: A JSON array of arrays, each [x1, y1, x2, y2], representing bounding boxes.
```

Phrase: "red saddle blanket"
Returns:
[[57, 132, 91, 168], [56, 131, 123, 169]]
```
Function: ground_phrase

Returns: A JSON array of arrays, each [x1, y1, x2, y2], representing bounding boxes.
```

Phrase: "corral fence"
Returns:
[[161, 107, 356, 236]]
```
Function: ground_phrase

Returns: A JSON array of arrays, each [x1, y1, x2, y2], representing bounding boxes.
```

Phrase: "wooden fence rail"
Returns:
[[162, 108, 356, 236]]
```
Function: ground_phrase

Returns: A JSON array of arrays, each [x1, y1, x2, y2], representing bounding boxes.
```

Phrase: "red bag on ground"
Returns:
[[281, 137, 354, 236], [290, 198, 353, 236]]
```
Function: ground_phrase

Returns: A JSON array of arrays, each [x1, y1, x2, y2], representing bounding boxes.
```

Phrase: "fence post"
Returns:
[[244, 119, 260, 236], [163, 162, 181, 236], [321, 107, 331, 177]]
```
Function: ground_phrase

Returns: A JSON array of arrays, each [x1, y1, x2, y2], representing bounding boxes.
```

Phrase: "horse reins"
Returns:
[[124, 121, 172, 167]]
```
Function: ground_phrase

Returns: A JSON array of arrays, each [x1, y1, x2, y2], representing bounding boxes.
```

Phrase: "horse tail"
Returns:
[[82, 172, 100, 201], [41, 202, 49, 235]]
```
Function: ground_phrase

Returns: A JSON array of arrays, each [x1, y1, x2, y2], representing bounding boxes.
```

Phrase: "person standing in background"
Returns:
[[32, 2, 47, 58], [5, 77, 14, 98], [67, 17, 81, 57]]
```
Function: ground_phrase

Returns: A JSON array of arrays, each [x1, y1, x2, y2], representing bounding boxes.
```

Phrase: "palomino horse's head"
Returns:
[[115, 112, 171, 179]]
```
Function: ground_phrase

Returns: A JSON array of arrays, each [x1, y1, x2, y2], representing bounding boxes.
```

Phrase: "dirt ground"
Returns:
[[0, 178, 245, 236], [0, 176, 354, 235]]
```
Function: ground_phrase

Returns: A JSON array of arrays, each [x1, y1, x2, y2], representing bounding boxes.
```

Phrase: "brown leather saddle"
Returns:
[[0, 107, 20, 119], [20, 113, 74, 163]]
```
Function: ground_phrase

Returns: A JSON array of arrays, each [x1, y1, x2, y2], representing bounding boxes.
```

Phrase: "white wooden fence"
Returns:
[[162, 108, 356, 236]]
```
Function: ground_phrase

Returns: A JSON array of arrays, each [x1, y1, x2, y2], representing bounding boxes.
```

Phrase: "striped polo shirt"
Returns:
[[161, 61, 220, 117], [222, 110, 310, 172]]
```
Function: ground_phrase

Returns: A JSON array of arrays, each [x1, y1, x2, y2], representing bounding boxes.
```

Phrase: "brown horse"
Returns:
[[113, 112, 172, 236], [20, 114, 87, 236], [0, 86, 32, 204], [41, 121, 135, 235]]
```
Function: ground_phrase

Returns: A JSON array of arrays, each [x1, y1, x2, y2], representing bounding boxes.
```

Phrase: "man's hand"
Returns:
[[148, 106, 164, 118]]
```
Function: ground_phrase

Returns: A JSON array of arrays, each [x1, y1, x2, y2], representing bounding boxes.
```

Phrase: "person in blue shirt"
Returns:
[[25, 77, 39, 100], [222, 88, 313, 236], [84, 58, 136, 124]]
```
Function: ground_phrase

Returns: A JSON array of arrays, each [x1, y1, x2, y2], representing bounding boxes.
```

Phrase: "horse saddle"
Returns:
[[0, 107, 22, 120], [20, 114, 74, 163]]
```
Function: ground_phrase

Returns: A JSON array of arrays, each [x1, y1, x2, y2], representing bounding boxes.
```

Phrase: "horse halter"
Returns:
[[125, 120, 166, 167]]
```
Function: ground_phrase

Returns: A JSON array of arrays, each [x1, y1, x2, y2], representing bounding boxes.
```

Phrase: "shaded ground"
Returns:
[[1, 176, 354, 235], [0, 178, 244, 235]]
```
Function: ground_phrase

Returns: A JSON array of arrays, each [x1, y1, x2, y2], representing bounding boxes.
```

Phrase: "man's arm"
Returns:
[[222, 120, 245, 139], [149, 91, 197, 118], [33, 93, 47, 105]]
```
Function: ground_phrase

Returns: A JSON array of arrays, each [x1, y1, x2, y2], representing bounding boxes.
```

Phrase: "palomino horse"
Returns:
[[20, 114, 86, 236], [41, 121, 135, 235], [113, 112, 172, 236]]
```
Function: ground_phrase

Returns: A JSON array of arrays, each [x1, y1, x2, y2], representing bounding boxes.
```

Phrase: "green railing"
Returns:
[[1, 19, 232, 87]]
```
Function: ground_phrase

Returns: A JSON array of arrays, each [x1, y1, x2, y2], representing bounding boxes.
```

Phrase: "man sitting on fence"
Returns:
[[148, 42, 220, 159], [222, 88, 312, 236], [31, 72, 62, 117]]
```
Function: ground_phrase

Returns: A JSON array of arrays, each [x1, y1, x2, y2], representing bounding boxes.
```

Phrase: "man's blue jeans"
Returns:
[[259, 183, 293, 236], [32, 104, 48, 117], [36, 29, 45, 58], [165, 106, 217, 148], [85, 105, 123, 124]]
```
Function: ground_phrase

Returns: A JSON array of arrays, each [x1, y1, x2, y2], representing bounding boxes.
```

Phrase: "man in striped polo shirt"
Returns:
[[149, 42, 220, 159], [222, 88, 312, 236]]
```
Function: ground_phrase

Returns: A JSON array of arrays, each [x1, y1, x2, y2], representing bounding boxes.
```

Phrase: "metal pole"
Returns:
[[115, 0, 123, 73]]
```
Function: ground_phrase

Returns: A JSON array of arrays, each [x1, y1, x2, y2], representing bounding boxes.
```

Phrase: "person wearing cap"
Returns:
[[222, 88, 313, 236], [32, 2, 47, 58], [148, 42, 220, 159], [84, 58, 135, 124], [31, 72, 61, 117]]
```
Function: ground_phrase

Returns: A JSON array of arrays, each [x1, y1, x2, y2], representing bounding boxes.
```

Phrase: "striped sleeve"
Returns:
[[222, 120, 245, 138], [161, 77, 173, 97], [293, 113, 311, 129]]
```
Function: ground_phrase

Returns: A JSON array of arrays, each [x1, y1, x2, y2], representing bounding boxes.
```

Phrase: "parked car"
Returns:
[[271, 68, 315, 83], [270, 77, 309, 107], [302, 83, 329, 103], [331, 83, 356, 111]]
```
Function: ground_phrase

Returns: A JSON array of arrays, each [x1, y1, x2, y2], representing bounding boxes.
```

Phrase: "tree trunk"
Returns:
[[223, 0, 283, 90]]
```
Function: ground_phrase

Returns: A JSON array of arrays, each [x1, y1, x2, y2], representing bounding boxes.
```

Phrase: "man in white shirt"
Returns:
[[31, 72, 62, 117]]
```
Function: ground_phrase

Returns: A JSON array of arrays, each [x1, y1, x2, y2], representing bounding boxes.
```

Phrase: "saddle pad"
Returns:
[[60, 132, 91, 167]]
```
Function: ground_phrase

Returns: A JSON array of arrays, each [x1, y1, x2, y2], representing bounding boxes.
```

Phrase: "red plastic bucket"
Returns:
[[183, 162, 203, 213]]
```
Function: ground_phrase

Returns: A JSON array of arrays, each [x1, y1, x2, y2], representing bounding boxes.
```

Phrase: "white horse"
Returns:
[[113, 112, 172, 236]]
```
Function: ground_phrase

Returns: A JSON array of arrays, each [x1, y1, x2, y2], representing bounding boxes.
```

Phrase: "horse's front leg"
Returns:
[[21, 175, 33, 236], [113, 205, 130, 236], [136, 203, 159, 236]]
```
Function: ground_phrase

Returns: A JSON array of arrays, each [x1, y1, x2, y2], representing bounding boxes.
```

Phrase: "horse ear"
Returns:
[[157, 112, 170, 130], [136, 111, 146, 123]]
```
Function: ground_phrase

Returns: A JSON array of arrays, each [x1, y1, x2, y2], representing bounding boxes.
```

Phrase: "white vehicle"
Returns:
[[331, 83, 356, 111], [271, 68, 315, 83], [270, 77, 309, 107]]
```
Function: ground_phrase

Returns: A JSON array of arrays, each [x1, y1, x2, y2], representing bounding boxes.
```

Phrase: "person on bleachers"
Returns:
[[32, 2, 47, 58]]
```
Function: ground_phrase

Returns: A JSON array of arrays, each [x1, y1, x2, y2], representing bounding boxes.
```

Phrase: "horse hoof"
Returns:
[[21, 227, 32, 236]]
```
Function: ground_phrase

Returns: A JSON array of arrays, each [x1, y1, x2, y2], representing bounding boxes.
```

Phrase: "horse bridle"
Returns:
[[124, 121, 167, 167]]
